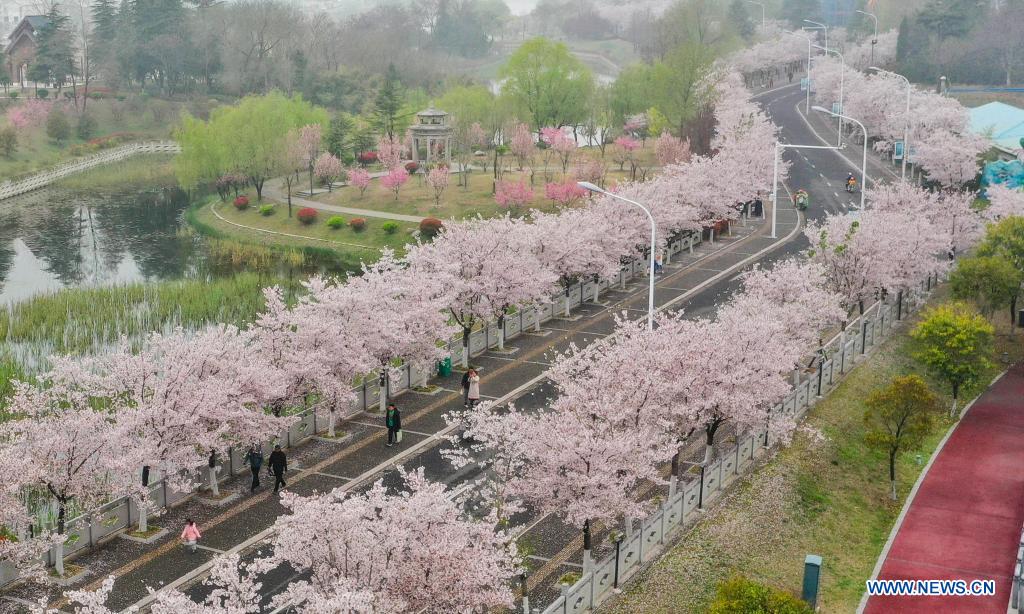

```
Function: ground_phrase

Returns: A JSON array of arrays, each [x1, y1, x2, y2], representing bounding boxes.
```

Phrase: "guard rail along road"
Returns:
[[0, 140, 181, 201]]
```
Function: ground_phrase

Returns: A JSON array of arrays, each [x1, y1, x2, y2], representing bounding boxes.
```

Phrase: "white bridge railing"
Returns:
[[0, 140, 181, 201]]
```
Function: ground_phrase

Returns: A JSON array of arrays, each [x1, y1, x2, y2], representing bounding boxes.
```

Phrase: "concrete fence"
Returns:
[[0, 230, 703, 588], [536, 282, 932, 614], [0, 140, 181, 202], [1012, 525, 1024, 611]]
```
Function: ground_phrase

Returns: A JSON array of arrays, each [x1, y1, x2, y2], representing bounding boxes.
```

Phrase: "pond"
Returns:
[[0, 184, 199, 304]]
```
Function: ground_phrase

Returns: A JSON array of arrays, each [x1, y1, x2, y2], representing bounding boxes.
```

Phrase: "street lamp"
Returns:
[[813, 43, 845, 147], [784, 30, 812, 113], [870, 66, 911, 180], [746, 0, 765, 32], [802, 19, 828, 51], [577, 182, 656, 331], [856, 9, 878, 65], [812, 106, 868, 209]]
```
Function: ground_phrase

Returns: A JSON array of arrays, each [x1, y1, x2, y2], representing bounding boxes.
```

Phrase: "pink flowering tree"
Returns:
[[425, 165, 449, 207], [376, 134, 406, 171], [0, 382, 120, 576], [509, 122, 534, 171], [544, 179, 587, 206], [348, 167, 371, 197], [915, 130, 988, 190], [380, 166, 410, 200], [297, 124, 323, 195], [313, 152, 344, 192], [255, 469, 521, 612], [312, 250, 456, 412], [6, 99, 52, 129], [407, 215, 559, 363], [540, 126, 577, 174], [573, 156, 607, 187], [280, 129, 309, 215], [494, 179, 534, 214], [983, 184, 1024, 221], [613, 135, 640, 176], [655, 132, 691, 166]]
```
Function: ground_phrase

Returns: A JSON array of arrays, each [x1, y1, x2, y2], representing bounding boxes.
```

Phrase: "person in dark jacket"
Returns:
[[461, 369, 472, 407], [268, 445, 287, 492], [245, 445, 263, 493], [385, 403, 402, 447]]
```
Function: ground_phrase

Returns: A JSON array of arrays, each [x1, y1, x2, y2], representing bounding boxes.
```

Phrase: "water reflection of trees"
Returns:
[[0, 186, 192, 292]]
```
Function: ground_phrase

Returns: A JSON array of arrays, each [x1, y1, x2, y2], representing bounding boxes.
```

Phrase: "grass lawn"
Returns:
[[0, 97, 180, 180], [194, 196, 420, 257], [307, 145, 659, 220], [606, 286, 1024, 614]]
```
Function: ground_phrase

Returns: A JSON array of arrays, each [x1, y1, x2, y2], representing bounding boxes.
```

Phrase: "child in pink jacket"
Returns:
[[181, 519, 201, 553]]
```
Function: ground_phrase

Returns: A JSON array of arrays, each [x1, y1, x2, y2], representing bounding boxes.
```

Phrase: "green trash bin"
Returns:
[[437, 357, 452, 377]]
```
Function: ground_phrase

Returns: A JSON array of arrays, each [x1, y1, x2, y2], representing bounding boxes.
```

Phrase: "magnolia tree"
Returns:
[[494, 179, 534, 214], [315, 250, 455, 412], [407, 215, 558, 363], [255, 469, 520, 612], [425, 166, 449, 207], [313, 152, 344, 192], [348, 167, 371, 197], [381, 166, 410, 200]]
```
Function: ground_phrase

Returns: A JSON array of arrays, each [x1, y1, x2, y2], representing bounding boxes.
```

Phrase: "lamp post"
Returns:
[[856, 9, 878, 65], [771, 142, 842, 237], [812, 106, 869, 209], [784, 30, 812, 113], [802, 19, 828, 51], [746, 0, 765, 32], [578, 182, 656, 331], [870, 66, 911, 180], [813, 43, 845, 147]]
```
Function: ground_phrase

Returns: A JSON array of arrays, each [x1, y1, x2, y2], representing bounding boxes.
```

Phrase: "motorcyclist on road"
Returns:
[[845, 173, 857, 192]]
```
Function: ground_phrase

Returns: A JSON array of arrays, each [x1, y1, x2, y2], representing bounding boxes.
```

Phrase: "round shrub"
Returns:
[[405, 161, 420, 174], [297, 207, 318, 224], [259, 204, 275, 216], [36, 89, 48, 99], [46, 111, 70, 143], [76, 114, 97, 140], [357, 151, 379, 166], [326, 216, 345, 229], [419, 217, 443, 238], [382, 221, 400, 234], [348, 217, 367, 232], [708, 576, 812, 614], [233, 195, 250, 210], [8, 91, 18, 99]]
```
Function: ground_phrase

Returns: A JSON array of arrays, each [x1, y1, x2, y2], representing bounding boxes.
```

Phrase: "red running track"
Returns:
[[864, 364, 1024, 613]]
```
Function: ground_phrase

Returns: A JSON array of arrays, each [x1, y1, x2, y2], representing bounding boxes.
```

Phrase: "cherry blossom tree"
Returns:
[[377, 134, 406, 171], [915, 129, 988, 189], [544, 179, 586, 206], [983, 184, 1024, 221], [612, 135, 640, 172], [406, 215, 558, 364], [380, 166, 410, 200], [297, 124, 323, 194], [348, 167, 371, 197], [313, 152, 343, 192], [312, 250, 456, 412], [256, 468, 520, 612], [425, 165, 449, 207], [5, 99, 52, 129], [540, 126, 576, 174], [573, 156, 607, 186], [0, 381, 121, 575], [804, 213, 884, 316], [655, 132, 691, 166], [494, 179, 534, 214], [509, 122, 534, 171], [280, 129, 309, 216]]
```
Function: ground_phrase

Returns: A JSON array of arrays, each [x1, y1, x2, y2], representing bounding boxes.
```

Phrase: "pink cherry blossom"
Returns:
[[380, 166, 409, 200], [494, 179, 534, 212], [544, 179, 587, 205], [313, 152, 343, 190], [509, 122, 534, 170], [983, 184, 1024, 221], [376, 134, 407, 170], [348, 167, 371, 197], [655, 132, 691, 166], [425, 165, 449, 207]]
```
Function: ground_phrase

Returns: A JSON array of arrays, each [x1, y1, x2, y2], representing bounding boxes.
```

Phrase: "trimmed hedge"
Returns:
[[297, 207, 318, 224]]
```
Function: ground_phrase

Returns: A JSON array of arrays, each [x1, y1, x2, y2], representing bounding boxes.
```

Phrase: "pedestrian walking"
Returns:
[[385, 403, 402, 447], [181, 519, 201, 553], [268, 445, 287, 493], [245, 444, 263, 493], [654, 250, 664, 275], [461, 369, 472, 407], [467, 368, 481, 408]]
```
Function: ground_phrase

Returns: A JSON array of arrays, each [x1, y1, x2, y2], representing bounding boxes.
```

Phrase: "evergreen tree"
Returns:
[[90, 0, 119, 67], [326, 112, 355, 162], [727, 0, 755, 40], [27, 6, 77, 90], [373, 63, 404, 139]]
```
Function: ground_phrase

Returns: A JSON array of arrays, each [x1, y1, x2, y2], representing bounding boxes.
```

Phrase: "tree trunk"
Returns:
[[582, 519, 592, 573], [497, 313, 506, 350], [379, 369, 389, 413], [54, 541, 65, 577], [328, 409, 337, 438], [462, 327, 471, 368], [950, 383, 959, 417], [138, 499, 148, 533], [209, 465, 219, 496]]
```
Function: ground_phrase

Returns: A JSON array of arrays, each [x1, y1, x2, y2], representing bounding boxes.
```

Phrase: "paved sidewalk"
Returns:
[[263, 182, 428, 223], [863, 364, 1024, 613]]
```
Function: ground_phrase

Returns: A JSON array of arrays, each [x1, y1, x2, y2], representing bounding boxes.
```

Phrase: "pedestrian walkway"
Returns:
[[862, 364, 1024, 614], [263, 181, 427, 223]]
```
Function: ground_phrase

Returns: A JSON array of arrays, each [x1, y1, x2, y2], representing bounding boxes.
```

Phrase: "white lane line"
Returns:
[[833, 192, 839, 198], [313, 471, 354, 481], [194, 545, 225, 554]]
